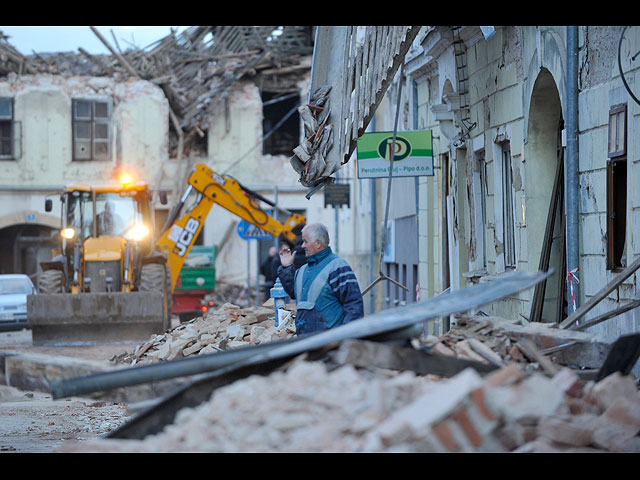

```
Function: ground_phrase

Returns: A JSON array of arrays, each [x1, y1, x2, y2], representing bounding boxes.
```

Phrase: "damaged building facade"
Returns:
[[0, 73, 170, 278], [0, 26, 334, 293], [330, 27, 638, 356], [302, 26, 639, 376]]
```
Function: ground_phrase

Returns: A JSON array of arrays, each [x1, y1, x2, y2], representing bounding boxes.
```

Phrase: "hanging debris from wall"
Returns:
[[290, 85, 335, 187]]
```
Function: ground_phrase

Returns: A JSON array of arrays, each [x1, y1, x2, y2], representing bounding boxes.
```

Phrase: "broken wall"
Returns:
[[573, 26, 640, 345], [201, 77, 337, 288], [0, 73, 171, 234], [404, 26, 640, 366]]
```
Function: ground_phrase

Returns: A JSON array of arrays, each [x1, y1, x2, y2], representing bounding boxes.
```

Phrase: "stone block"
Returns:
[[537, 416, 594, 446], [250, 326, 266, 344], [371, 368, 488, 450], [2, 352, 113, 393], [601, 396, 640, 430], [226, 324, 243, 338], [182, 341, 203, 357], [484, 373, 565, 424], [585, 372, 638, 410], [166, 339, 192, 361], [484, 364, 524, 388], [199, 334, 217, 346]]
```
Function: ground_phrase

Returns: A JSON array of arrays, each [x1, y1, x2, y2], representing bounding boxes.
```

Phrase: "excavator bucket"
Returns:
[[27, 292, 166, 346]]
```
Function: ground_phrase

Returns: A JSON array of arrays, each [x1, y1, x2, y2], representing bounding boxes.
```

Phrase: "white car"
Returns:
[[0, 274, 37, 332]]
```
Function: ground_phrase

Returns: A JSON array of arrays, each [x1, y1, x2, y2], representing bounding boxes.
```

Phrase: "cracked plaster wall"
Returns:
[[0, 73, 170, 229]]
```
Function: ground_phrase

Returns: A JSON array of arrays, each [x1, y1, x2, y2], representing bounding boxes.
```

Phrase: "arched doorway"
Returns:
[[526, 68, 566, 322], [0, 224, 58, 283]]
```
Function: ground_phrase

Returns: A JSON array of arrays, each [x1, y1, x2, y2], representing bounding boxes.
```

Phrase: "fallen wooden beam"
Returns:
[[569, 299, 640, 332]]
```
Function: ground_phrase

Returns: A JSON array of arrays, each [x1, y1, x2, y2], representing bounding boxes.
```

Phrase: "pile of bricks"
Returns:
[[56, 360, 640, 453], [424, 314, 609, 373], [82, 311, 639, 452], [115, 302, 296, 366]]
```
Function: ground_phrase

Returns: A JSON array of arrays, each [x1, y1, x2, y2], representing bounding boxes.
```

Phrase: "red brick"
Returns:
[[508, 344, 527, 363], [537, 416, 594, 447], [602, 396, 640, 430], [591, 413, 640, 451], [470, 388, 498, 422], [431, 420, 461, 452], [495, 422, 537, 450], [451, 406, 483, 447], [551, 368, 585, 397], [606, 435, 640, 453], [585, 372, 638, 410]]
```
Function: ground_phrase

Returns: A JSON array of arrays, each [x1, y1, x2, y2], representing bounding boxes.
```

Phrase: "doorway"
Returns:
[[526, 68, 567, 322], [0, 224, 58, 283]]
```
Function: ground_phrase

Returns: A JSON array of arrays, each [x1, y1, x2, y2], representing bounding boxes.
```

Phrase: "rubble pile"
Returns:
[[424, 314, 605, 374], [113, 303, 296, 366], [434, 315, 535, 361], [80, 311, 638, 453], [57, 359, 640, 453]]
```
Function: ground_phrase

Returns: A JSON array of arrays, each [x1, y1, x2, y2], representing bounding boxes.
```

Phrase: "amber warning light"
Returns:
[[119, 173, 133, 186]]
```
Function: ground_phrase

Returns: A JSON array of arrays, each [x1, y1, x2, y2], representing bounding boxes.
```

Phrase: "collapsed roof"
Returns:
[[0, 26, 315, 155]]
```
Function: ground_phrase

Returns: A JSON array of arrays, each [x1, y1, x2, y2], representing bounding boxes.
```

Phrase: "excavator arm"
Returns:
[[155, 163, 306, 292]]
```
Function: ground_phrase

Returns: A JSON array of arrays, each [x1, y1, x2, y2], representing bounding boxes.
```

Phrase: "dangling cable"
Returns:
[[362, 62, 409, 296]]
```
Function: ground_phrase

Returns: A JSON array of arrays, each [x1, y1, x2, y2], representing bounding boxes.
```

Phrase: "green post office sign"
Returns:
[[356, 130, 434, 178]]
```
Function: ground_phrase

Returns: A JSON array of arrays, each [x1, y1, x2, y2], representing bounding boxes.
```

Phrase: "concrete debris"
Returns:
[[112, 303, 296, 366], [57, 311, 639, 453], [430, 314, 610, 372], [55, 360, 640, 453]]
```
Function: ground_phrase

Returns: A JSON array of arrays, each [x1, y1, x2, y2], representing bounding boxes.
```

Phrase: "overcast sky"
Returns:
[[0, 26, 190, 55]]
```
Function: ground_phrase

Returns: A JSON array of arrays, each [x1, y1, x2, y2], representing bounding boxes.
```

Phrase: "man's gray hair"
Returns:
[[302, 222, 330, 246]]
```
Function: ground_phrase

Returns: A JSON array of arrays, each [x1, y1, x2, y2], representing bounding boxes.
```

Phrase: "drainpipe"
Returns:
[[369, 116, 377, 314], [565, 26, 580, 313]]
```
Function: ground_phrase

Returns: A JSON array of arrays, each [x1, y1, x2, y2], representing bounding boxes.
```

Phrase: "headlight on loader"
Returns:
[[61, 227, 75, 239], [129, 223, 150, 241]]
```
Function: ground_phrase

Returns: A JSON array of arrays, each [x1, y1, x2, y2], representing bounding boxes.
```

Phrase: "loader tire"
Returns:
[[38, 269, 65, 294], [140, 263, 172, 330]]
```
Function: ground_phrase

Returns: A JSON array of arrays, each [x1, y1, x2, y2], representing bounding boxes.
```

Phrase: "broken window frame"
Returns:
[[501, 141, 516, 269], [0, 97, 14, 160], [261, 91, 300, 157], [473, 149, 488, 270], [606, 103, 627, 271], [72, 98, 112, 162]]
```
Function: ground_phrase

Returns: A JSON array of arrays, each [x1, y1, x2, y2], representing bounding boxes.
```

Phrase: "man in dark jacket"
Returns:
[[260, 246, 280, 301], [277, 222, 364, 336]]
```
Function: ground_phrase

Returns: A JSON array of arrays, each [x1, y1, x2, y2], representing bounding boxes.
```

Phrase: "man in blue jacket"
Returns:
[[277, 222, 364, 335]]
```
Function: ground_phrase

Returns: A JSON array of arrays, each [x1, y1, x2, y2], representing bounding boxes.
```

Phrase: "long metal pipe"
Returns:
[[369, 116, 377, 314], [565, 26, 580, 314], [51, 269, 550, 399]]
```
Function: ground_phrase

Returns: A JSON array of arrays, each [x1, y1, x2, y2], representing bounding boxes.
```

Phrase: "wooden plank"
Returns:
[[570, 299, 640, 332], [530, 156, 563, 322], [558, 255, 640, 329], [515, 338, 559, 377]]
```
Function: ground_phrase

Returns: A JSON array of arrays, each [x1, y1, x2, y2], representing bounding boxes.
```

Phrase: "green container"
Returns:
[[175, 245, 217, 292]]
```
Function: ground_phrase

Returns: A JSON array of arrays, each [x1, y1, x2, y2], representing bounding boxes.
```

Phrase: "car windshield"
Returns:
[[0, 277, 33, 295]]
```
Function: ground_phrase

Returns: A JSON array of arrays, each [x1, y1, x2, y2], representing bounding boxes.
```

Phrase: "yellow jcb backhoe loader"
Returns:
[[27, 163, 305, 346]]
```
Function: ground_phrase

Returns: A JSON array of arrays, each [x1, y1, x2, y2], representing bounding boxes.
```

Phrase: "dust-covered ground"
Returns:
[[0, 327, 141, 453]]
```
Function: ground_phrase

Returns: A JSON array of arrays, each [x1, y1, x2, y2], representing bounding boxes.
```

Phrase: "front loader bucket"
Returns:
[[27, 292, 166, 346]]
